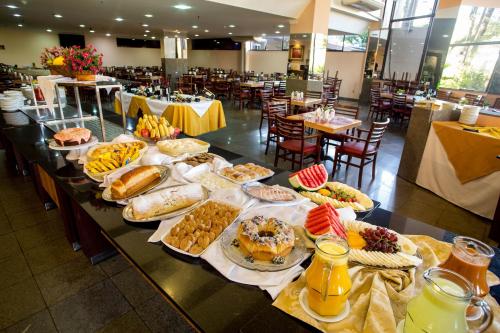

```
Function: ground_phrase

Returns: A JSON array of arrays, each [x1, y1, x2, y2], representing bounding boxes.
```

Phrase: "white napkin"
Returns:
[[37, 75, 70, 112], [141, 146, 188, 165]]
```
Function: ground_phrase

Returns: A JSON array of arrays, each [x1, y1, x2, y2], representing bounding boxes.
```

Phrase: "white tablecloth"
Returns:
[[116, 91, 214, 118], [416, 126, 500, 219]]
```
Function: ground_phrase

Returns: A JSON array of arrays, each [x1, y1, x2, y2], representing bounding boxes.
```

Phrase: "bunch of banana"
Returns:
[[86, 144, 142, 174], [134, 114, 176, 141]]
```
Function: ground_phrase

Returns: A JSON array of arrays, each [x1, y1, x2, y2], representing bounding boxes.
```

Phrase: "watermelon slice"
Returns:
[[304, 203, 346, 240], [289, 164, 328, 191]]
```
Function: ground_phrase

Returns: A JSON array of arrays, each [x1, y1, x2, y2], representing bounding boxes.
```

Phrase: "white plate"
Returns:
[[101, 165, 170, 202], [122, 186, 209, 223], [241, 183, 304, 204], [48, 136, 99, 151], [216, 167, 274, 185], [299, 288, 350, 323], [160, 199, 242, 258]]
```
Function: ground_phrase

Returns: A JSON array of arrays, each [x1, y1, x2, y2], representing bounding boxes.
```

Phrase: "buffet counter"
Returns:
[[1, 121, 499, 333], [114, 92, 226, 136]]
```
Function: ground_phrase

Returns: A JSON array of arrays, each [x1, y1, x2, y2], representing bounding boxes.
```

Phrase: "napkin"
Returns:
[[140, 146, 188, 165]]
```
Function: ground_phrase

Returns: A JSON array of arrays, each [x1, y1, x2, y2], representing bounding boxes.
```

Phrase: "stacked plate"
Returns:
[[3, 112, 29, 126], [0, 91, 25, 111]]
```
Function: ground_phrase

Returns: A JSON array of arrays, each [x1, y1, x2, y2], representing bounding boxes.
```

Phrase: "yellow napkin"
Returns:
[[272, 235, 500, 333], [460, 124, 500, 139]]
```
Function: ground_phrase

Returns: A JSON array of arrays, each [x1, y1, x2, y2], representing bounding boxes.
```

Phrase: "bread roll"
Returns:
[[111, 166, 161, 199]]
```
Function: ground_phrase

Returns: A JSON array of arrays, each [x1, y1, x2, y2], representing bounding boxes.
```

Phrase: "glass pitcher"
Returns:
[[439, 236, 494, 297], [305, 235, 351, 317], [404, 268, 492, 333]]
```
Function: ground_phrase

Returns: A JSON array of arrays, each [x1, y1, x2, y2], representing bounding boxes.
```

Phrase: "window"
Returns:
[[248, 36, 288, 51], [392, 0, 435, 20], [327, 34, 367, 52], [440, 6, 500, 92]]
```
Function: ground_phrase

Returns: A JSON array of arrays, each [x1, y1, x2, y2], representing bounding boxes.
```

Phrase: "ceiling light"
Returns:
[[90, 29, 95, 33], [442, 34, 449, 38], [275, 31, 280, 34], [115, 17, 124, 22], [204, 29, 209, 32], [142, 23, 149, 27], [261, 33, 266, 36], [186, 37, 190, 39], [174, 35, 178, 38], [173, 4, 192, 10], [106, 33, 111, 36], [79, 24, 85, 28], [192, 25, 198, 28], [228, 32, 232, 35], [277, 24, 285, 28], [6, 5, 18, 9], [13, 13, 21, 17], [302, 34, 307, 37], [151, 36, 156, 39], [144, 14, 153, 18], [145, 30, 150, 33], [194, 34, 199, 37], [53, 14, 62, 18], [144, 34, 147, 36], [17, 23, 23, 27], [174, 30, 180, 33], [46, 29, 52, 32], [228, 24, 235, 28]]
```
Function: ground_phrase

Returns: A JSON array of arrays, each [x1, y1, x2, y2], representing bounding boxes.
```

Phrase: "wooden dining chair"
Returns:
[[263, 81, 274, 90], [271, 96, 292, 115], [392, 94, 410, 125], [493, 98, 500, 109], [274, 81, 287, 96], [274, 115, 321, 170], [332, 118, 390, 188], [323, 104, 360, 154], [464, 93, 484, 106], [436, 90, 451, 101], [264, 101, 288, 155], [306, 91, 322, 99], [259, 89, 275, 129], [214, 81, 230, 100], [232, 83, 250, 110], [368, 88, 391, 120], [333, 79, 342, 97]]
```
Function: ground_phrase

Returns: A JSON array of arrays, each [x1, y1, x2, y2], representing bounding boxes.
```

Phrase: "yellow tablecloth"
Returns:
[[432, 121, 500, 183], [273, 235, 500, 333], [114, 96, 226, 137]]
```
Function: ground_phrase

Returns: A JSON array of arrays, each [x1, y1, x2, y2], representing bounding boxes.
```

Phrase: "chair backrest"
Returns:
[[464, 93, 483, 106], [272, 96, 291, 114], [275, 115, 305, 141], [275, 81, 286, 95], [333, 79, 342, 94], [325, 96, 338, 108], [493, 98, 500, 109], [335, 105, 359, 119], [364, 118, 390, 152], [306, 90, 322, 99], [393, 94, 407, 109], [436, 90, 450, 101], [370, 88, 381, 104], [263, 81, 274, 90]]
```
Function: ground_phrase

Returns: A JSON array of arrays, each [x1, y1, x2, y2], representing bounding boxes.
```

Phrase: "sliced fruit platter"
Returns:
[[303, 203, 421, 269], [84, 141, 148, 182], [288, 164, 373, 212], [133, 114, 181, 142]]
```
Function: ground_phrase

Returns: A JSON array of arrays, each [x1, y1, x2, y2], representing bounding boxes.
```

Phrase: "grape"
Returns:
[[360, 227, 401, 253]]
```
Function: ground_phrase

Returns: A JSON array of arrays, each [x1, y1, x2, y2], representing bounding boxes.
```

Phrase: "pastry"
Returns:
[[237, 216, 295, 262], [53, 128, 91, 146], [163, 201, 240, 254], [245, 184, 296, 202], [130, 183, 204, 220], [178, 153, 216, 167], [110, 166, 161, 199], [220, 163, 273, 183]]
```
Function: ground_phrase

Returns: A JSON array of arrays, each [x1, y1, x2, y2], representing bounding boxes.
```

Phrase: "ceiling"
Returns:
[[0, 0, 292, 39]]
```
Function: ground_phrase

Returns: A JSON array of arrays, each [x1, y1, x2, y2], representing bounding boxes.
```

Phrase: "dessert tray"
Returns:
[[241, 183, 303, 203], [161, 200, 241, 257], [300, 182, 374, 212], [220, 218, 308, 272], [101, 165, 170, 203], [216, 163, 274, 185]]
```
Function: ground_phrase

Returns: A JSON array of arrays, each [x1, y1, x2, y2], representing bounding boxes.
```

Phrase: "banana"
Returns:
[[152, 115, 159, 123], [101, 159, 116, 170], [94, 161, 109, 172], [159, 124, 166, 137], [146, 120, 152, 131]]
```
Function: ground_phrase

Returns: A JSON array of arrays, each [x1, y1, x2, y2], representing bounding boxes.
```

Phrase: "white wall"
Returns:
[[0, 28, 161, 67], [188, 49, 241, 71], [247, 51, 288, 74], [0, 28, 59, 67], [325, 51, 365, 99]]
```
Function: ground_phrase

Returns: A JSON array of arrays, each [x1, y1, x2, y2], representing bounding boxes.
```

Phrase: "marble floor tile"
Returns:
[[24, 237, 83, 275], [49, 279, 131, 333], [135, 295, 195, 333], [7, 207, 61, 231], [0, 278, 46, 330], [96, 310, 150, 333], [1, 309, 57, 333], [0, 254, 32, 291], [15, 219, 66, 252], [0, 210, 12, 236], [98, 253, 131, 277], [111, 267, 157, 307], [35, 256, 107, 306], [0, 233, 21, 261]]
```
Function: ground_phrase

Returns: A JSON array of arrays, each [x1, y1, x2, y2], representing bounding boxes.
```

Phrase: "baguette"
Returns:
[[111, 166, 161, 199]]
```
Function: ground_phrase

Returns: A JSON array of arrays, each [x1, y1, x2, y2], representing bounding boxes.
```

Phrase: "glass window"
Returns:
[[393, 0, 435, 20], [382, 0, 394, 28], [343, 33, 367, 51], [327, 35, 344, 51], [383, 17, 431, 80], [282, 36, 290, 50], [249, 39, 266, 50], [249, 36, 285, 51], [450, 6, 500, 44]]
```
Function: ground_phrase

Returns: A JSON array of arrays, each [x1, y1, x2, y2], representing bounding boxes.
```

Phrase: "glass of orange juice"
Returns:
[[305, 235, 351, 317]]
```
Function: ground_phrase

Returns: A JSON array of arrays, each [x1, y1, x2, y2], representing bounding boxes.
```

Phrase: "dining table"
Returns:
[[290, 97, 323, 110], [289, 112, 362, 134]]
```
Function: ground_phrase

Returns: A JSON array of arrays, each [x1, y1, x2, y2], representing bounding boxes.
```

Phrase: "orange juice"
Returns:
[[305, 235, 351, 316]]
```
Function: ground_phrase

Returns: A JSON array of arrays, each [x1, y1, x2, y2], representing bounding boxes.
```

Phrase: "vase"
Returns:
[[75, 72, 96, 81]]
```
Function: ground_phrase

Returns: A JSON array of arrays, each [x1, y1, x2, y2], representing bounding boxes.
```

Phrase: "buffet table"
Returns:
[[1, 121, 499, 333], [114, 92, 226, 136], [416, 121, 500, 219]]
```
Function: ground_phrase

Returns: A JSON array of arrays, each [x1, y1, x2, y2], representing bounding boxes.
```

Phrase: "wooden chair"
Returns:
[[493, 98, 500, 109], [264, 101, 288, 155], [259, 89, 275, 129], [332, 119, 390, 188], [464, 93, 484, 106], [306, 91, 322, 99], [214, 81, 230, 100], [274, 81, 286, 96], [392, 94, 411, 125], [274, 115, 321, 170], [436, 90, 451, 101], [271, 96, 291, 115], [263, 81, 274, 90], [323, 104, 360, 154], [368, 88, 391, 120], [333, 79, 342, 97], [232, 83, 250, 110]]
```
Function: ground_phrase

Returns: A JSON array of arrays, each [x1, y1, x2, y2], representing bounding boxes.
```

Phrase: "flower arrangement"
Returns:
[[64, 45, 103, 75], [40, 46, 68, 67]]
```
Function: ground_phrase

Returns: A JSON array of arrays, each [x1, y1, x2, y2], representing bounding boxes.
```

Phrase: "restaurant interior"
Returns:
[[0, 0, 499, 332]]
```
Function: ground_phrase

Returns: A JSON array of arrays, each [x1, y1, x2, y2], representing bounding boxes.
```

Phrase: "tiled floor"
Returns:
[[0, 99, 496, 332]]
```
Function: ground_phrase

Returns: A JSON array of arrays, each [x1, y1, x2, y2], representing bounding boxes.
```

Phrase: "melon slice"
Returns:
[[304, 203, 346, 240], [289, 164, 328, 191]]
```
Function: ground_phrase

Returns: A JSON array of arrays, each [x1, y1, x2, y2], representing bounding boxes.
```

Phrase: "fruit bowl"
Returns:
[[133, 114, 181, 143], [133, 127, 181, 143]]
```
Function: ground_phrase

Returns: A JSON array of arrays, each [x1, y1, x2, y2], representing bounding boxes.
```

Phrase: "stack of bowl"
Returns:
[[0, 90, 25, 112]]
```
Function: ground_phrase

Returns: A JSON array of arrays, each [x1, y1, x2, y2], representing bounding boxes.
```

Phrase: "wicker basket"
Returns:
[[75, 71, 96, 81], [48, 65, 74, 78]]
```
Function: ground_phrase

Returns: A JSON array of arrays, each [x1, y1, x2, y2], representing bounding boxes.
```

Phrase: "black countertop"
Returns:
[[1, 122, 499, 332]]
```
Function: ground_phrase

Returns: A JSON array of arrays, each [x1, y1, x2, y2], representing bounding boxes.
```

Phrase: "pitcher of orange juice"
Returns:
[[305, 235, 351, 317]]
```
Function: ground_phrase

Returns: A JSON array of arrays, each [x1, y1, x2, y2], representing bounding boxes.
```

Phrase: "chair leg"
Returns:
[[372, 155, 377, 179], [259, 113, 264, 130], [346, 156, 352, 173], [265, 134, 271, 155], [332, 152, 339, 178], [358, 159, 364, 188], [299, 154, 304, 171], [291, 153, 295, 170], [274, 146, 280, 167]]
